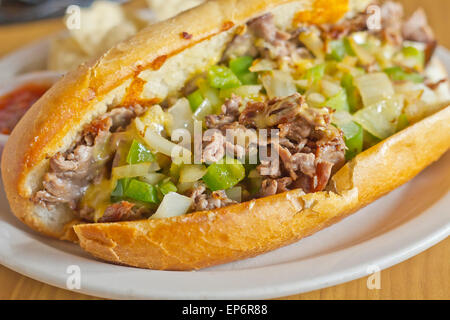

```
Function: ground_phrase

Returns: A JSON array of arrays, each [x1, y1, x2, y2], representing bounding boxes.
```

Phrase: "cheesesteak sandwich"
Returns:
[[2, 0, 450, 270]]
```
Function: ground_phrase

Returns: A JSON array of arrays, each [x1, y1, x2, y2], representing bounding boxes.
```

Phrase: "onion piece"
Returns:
[[143, 128, 192, 164], [299, 31, 325, 60], [225, 186, 242, 202], [151, 192, 193, 219], [347, 37, 375, 66], [354, 72, 394, 107], [112, 162, 160, 180], [179, 164, 207, 183], [353, 95, 404, 139], [321, 79, 342, 98], [249, 59, 277, 72], [136, 105, 171, 135], [140, 173, 166, 185], [168, 98, 193, 134], [261, 70, 297, 99]]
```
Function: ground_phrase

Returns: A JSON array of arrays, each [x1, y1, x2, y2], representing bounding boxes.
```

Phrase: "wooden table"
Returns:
[[0, 0, 448, 300]]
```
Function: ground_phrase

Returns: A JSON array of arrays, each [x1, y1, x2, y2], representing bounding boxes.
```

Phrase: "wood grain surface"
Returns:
[[0, 0, 448, 300]]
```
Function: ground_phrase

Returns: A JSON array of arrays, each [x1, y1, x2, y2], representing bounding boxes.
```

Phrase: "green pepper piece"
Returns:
[[187, 89, 204, 112], [340, 121, 363, 160], [229, 56, 258, 85], [158, 178, 178, 195], [229, 56, 253, 74], [202, 157, 246, 191], [126, 140, 155, 165], [396, 113, 410, 132], [341, 73, 360, 113], [304, 63, 326, 84], [124, 179, 159, 204], [322, 90, 350, 112], [363, 129, 381, 150], [343, 37, 356, 56], [207, 65, 242, 89], [383, 66, 424, 84], [111, 178, 130, 202]]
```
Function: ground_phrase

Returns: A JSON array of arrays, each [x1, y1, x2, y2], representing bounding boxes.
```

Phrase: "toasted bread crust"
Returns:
[[74, 106, 450, 270], [2, 0, 352, 239], [2, 0, 450, 270]]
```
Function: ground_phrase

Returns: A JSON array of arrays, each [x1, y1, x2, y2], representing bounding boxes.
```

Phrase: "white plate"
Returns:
[[0, 43, 448, 299]]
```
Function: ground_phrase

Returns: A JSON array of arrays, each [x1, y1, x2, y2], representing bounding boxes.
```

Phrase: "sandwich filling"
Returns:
[[33, 2, 448, 222]]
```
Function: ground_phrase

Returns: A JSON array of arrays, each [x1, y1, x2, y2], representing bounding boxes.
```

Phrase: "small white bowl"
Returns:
[[0, 70, 62, 153]]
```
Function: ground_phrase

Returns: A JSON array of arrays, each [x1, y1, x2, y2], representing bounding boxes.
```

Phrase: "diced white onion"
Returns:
[[140, 173, 166, 185], [112, 162, 160, 179], [353, 95, 404, 139], [151, 192, 193, 219], [348, 37, 375, 65], [261, 70, 297, 99], [354, 72, 394, 107], [306, 92, 326, 107], [177, 181, 196, 193], [168, 98, 193, 134], [321, 79, 342, 98], [143, 128, 191, 164], [179, 164, 207, 183], [299, 31, 325, 60], [249, 59, 277, 72], [225, 186, 242, 202]]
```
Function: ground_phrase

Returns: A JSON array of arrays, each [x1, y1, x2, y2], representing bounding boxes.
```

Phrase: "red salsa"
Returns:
[[0, 82, 51, 134]]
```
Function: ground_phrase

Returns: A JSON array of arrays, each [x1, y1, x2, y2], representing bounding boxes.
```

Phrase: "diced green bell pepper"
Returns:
[[126, 140, 154, 165], [322, 89, 349, 112], [202, 157, 246, 191], [396, 113, 410, 132], [383, 66, 424, 84], [327, 39, 347, 61], [304, 63, 326, 84], [158, 178, 178, 195], [363, 129, 381, 149], [341, 73, 359, 113], [207, 65, 242, 89], [187, 89, 204, 112], [124, 179, 159, 204], [229, 56, 258, 85], [111, 178, 130, 202], [339, 121, 363, 160]]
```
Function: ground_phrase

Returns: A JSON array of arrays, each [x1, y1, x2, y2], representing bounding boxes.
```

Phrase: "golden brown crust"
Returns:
[[2, 0, 450, 269], [2, 0, 351, 239], [74, 106, 450, 270]]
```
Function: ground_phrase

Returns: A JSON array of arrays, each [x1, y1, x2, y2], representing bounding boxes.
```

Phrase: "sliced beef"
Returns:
[[205, 94, 241, 129], [247, 13, 297, 59], [188, 183, 237, 211], [240, 93, 306, 128], [202, 130, 225, 163], [260, 177, 292, 197], [98, 201, 138, 223], [252, 96, 345, 195], [33, 105, 146, 212], [223, 33, 259, 61]]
